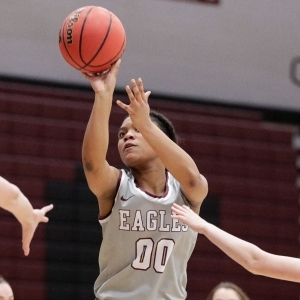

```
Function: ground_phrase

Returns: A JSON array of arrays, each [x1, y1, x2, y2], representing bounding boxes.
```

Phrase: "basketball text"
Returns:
[[66, 7, 85, 44]]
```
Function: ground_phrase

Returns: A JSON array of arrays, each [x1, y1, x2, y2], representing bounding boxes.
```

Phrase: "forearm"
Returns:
[[1, 180, 34, 226], [140, 122, 207, 206], [202, 221, 300, 282], [202, 221, 260, 271], [82, 93, 112, 171], [141, 122, 201, 182]]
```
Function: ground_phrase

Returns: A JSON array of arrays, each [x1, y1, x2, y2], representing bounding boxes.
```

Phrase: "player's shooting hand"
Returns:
[[81, 59, 121, 95]]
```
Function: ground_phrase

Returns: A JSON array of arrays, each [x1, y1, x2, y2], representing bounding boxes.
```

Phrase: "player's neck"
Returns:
[[132, 168, 167, 197]]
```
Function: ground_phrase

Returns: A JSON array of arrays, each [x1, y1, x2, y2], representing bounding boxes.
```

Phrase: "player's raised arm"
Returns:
[[171, 203, 300, 282], [81, 60, 122, 216], [116, 78, 208, 212]]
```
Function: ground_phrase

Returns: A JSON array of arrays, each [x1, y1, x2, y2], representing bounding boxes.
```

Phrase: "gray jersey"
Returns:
[[94, 169, 198, 300]]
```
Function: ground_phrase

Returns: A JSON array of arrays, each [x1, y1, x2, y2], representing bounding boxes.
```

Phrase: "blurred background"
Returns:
[[0, 0, 299, 299]]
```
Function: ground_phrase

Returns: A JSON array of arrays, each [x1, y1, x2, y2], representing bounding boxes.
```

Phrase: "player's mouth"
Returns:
[[124, 143, 136, 151]]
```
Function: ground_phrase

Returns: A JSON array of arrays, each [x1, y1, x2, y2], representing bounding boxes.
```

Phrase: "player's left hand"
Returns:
[[22, 204, 54, 256], [116, 78, 151, 131]]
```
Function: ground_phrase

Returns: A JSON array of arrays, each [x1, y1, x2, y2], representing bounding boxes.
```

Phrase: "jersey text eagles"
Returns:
[[119, 209, 189, 232]]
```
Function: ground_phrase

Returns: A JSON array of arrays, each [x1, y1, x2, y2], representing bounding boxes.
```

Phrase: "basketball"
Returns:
[[59, 6, 126, 74]]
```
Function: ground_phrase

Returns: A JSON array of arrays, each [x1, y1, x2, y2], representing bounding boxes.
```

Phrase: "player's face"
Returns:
[[0, 282, 14, 300], [212, 288, 241, 300], [117, 117, 157, 167]]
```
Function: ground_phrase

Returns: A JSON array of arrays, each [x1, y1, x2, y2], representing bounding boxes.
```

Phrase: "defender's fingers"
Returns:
[[23, 244, 30, 256], [171, 206, 181, 214], [42, 204, 54, 214], [172, 203, 185, 211], [42, 216, 49, 223]]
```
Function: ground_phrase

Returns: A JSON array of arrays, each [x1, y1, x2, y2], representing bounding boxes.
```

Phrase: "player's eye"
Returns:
[[118, 131, 125, 139]]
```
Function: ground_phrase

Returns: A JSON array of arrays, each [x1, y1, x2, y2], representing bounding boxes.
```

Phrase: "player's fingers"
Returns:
[[171, 215, 184, 223], [81, 72, 98, 79], [171, 204, 179, 211], [172, 203, 184, 211], [42, 204, 54, 214], [110, 59, 121, 77], [42, 216, 49, 223], [130, 79, 143, 102], [23, 244, 30, 256], [116, 100, 129, 111], [171, 206, 181, 214], [125, 85, 136, 103], [144, 91, 151, 103], [182, 205, 190, 210], [81, 72, 89, 79], [137, 78, 145, 94], [137, 78, 151, 103]]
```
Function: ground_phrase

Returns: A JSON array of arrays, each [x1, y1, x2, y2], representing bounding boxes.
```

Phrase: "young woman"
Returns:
[[206, 282, 250, 300], [82, 59, 208, 300], [0, 275, 14, 300], [0, 176, 53, 256], [171, 203, 300, 283]]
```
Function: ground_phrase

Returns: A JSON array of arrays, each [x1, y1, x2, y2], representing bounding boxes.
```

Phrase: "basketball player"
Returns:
[[171, 203, 300, 282], [206, 282, 250, 300], [0, 275, 14, 300], [81, 59, 208, 300], [0, 176, 53, 256]]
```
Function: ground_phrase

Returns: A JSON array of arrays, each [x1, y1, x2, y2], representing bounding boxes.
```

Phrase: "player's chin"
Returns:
[[121, 155, 140, 169], [121, 156, 135, 167]]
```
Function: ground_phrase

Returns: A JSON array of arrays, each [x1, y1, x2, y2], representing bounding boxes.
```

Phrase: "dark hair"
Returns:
[[122, 110, 179, 144], [206, 282, 250, 300], [149, 110, 179, 144]]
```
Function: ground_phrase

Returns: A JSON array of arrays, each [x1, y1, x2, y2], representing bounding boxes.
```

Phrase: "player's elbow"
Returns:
[[244, 259, 261, 275], [189, 174, 208, 199], [184, 173, 208, 207], [243, 247, 265, 275], [200, 175, 208, 197], [82, 156, 96, 172], [5, 183, 22, 206], [186, 172, 208, 189]]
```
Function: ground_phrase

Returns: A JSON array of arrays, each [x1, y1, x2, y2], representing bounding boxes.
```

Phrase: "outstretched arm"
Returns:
[[171, 203, 300, 283], [0, 176, 53, 256]]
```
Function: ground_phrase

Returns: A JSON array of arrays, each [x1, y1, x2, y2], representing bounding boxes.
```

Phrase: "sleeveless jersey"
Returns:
[[94, 169, 198, 300]]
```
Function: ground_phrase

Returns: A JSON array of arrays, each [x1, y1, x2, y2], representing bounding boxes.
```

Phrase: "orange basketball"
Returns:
[[59, 6, 126, 74]]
